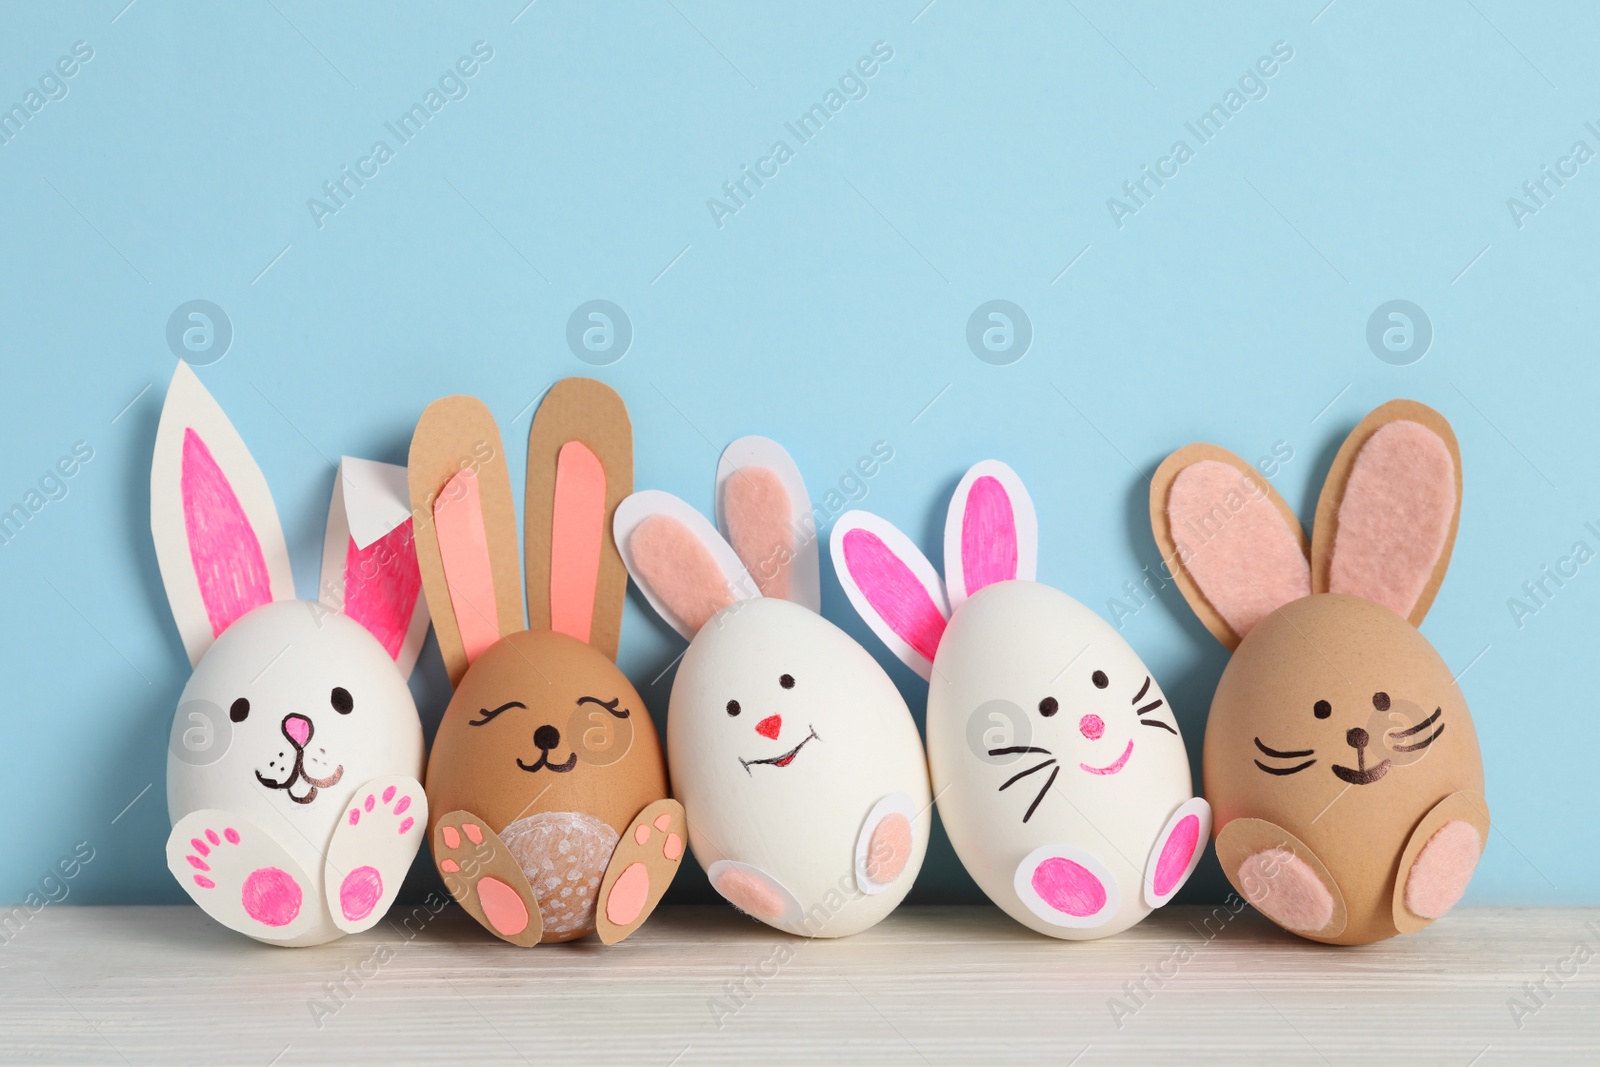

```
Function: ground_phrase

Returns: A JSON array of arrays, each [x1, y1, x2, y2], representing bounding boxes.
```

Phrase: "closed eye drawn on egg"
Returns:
[[1131, 675, 1177, 735], [577, 695, 630, 720], [1252, 737, 1316, 776], [469, 700, 525, 726], [1390, 707, 1444, 752]]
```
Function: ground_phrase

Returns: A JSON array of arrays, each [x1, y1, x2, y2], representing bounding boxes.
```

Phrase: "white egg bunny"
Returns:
[[614, 437, 931, 937], [831, 461, 1209, 939], [153, 363, 430, 946]]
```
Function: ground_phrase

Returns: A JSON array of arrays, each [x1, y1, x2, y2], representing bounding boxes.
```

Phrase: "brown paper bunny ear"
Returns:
[[1311, 400, 1461, 626], [1150, 444, 1311, 651], [524, 378, 633, 663], [408, 397, 523, 687]]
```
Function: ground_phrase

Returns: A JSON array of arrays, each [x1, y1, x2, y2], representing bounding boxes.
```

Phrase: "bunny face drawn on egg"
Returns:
[[153, 363, 432, 947], [1150, 400, 1488, 945], [407, 380, 686, 948], [615, 436, 932, 938], [833, 461, 1209, 940]]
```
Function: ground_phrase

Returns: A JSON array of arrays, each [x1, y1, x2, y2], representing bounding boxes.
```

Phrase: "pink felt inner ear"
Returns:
[[630, 515, 735, 635], [1168, 461, 1310, 640], [841, 528, 946, 663], [434, 468, 501, 664], [962, 475, 1018, 597], [549, 441, 605, 643], [1329, 420, 1455, 619], [724, 466, 793, 600], [181, 427, 275, 638], [342, 520, 422, 661]]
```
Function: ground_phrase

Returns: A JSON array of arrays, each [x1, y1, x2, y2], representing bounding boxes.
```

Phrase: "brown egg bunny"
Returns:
[[1150, 399, 1488, 945], [408, 379, 684, 945]]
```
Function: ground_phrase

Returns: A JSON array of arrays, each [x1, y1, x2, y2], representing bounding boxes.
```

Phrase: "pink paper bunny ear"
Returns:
[[151, 362, 294, 666], [716, 436, 821, 612], [831, 510, 950, 680], [615, 490, 758, 640], [1150, 444, 1311, 650], [943, 460, 1038, 612], [319, 457, 429, 678]]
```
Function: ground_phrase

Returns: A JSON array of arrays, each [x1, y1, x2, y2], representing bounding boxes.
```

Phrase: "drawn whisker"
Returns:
[[1391, 708, 1442, 738], [1130, 676, 1151, 704], [1254, 758, 1316, 776], [989, 745, 1052, 757], [1254, 737, 1314, 759], [1135, 699, 1165, 716], [1140, 719, 1178, 735], [1023, 766, 1059, 823], [1393, 724, 1445, 753], [999, 759, 1057, 791]]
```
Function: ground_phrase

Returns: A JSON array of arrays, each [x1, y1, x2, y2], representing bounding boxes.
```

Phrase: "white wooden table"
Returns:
[[0, 906, 1594, 1065]]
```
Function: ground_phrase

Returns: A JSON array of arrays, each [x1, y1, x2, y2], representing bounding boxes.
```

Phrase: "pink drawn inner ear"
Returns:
[[841, 528, 946, 664], [343, 520, 422, 660], [724, 466, 794, 600], [549, 441, 605, 644], [1167, 461, 1310, 640], [182, 427, 274, 638], [630, 515, 735, 635], [434, 468, 501, 664], [1329, 420, 1455, 619], [962, 475, 1018, 597]]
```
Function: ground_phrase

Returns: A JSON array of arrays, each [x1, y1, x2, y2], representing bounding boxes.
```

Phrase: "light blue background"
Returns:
[[2, 1, 1594, 908]]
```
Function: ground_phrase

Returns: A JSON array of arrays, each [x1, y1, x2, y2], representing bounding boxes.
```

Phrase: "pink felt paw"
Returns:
[[717, 869, 787, 922], [865, 814, 912, 885], [1404, 820, 1481, 920], [1238, 848, 1333, 933]]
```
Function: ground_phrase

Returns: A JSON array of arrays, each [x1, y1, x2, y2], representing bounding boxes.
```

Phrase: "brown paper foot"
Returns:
[[1394, 791, 1490, 934], [433, 810, 544, 947], [595, 799, 686, 945], [1216, 816, 1348, 940]]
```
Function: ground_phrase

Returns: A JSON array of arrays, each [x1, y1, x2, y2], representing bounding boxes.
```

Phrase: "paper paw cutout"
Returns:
[[1216, 816, 1348, 938], [433, 811, 544, 947], [1013, 845, 1120, 929], [707, 860, 804, 927], [855, 793, 916, 895], [1394, 791, 1489, 933], [1143, 796, 1212, 908], [166, 810, 314, 941], [325, 777, 427, 933], [595, 799, 686, 945]]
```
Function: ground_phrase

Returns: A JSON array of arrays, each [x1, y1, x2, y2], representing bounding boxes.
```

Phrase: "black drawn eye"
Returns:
[[578, 695, 630, 720], [1091, 670, 1109, 689], [779, 674, 795, 689], [1038, 697, 1059, 717], [726, 699, 741, 716], [1372, 692, 1391, 711], [230, 697, 250, 723], [470, 700, 525, 726], [331, 687, 354, 714], [1314, 700, 1332, 719]]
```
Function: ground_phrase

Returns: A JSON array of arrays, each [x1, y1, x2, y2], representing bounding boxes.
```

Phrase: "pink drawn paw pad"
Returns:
[[1033, 857, 1107, 918], [339, 866, 383, 923], [1405, 820, 1482, 920], [1153, 815, 1201, 897], [1238, 848, 1334, 933], [1014, 845, 1120, 928], [241, 866, 303, 928], [347, 789, 415, 837]]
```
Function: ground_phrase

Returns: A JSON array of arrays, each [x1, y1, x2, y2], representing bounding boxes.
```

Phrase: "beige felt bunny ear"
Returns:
[[1149, 444, 1311, 651], [408, 396, 522, 687], [1311, 400, 1461, 626]]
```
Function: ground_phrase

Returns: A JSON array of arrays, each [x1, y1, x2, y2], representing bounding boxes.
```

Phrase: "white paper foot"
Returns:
[[324, 776, 427, 933], [167, 809, 316, 941]]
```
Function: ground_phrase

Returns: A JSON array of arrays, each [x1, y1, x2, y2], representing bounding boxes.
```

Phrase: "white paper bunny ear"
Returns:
[[716, 436, 821, 613], [943, 460, 1038, 613], [830, 510, 950, 681], [151, 362, 294, 667], [319, 457, 430, 679], [615, 490, 759, 641]]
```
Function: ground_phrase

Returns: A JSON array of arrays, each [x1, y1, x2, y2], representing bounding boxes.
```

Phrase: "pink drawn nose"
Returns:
[[755, 715, 782, 740], [1079, 714, 1104, 741], [282, 714, 313, 749]]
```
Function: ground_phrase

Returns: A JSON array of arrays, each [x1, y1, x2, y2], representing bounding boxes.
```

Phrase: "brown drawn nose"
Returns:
[[1346, 726, 1369, 750], [533, 724, 561, 750]]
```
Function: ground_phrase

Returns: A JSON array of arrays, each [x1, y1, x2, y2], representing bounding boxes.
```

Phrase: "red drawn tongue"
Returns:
[[775, 753, 797, 767]]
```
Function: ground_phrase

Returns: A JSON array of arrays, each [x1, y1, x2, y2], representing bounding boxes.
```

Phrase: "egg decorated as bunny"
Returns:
[[833, 462, 1209, 939], [1150, 399, 1488, 945], [408, 379, 685, 947], [153, 363, 432, 947], [615, 437, 932, 937]]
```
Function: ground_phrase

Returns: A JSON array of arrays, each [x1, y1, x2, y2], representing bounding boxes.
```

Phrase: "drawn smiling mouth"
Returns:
[[739, 727, 819, 774], [1079, 739, 1134, 776], [516, 749, 578, 774], [1331, 759, 1391, 785], [256, 762, 344, 805]]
